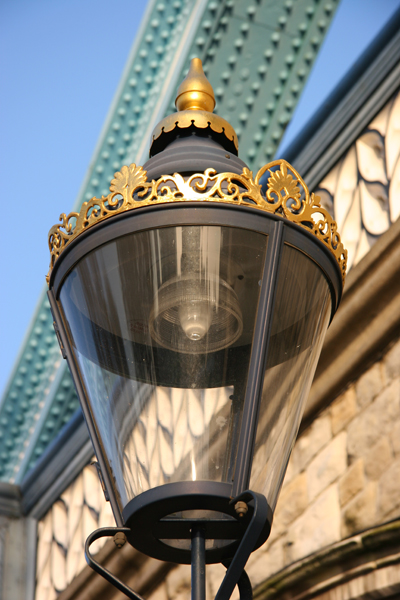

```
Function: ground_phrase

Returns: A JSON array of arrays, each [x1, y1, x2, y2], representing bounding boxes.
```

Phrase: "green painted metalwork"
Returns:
[[171, 0, 339, 170], [0, 0, 338, 482]]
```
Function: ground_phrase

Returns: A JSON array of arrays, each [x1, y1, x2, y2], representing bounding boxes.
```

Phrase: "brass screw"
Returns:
[[234, 501, 248, 517], [114, 532, 127, 549]]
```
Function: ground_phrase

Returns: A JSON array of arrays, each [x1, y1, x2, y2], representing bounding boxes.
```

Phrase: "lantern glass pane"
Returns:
[[250, 244, 331, 509], [59, 225, 267, 511]]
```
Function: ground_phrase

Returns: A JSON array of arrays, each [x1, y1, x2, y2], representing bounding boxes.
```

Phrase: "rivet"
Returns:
[[298, 22, 307, 34], [139, 49, 148, 59], [279, 70, 288, 82], [203, 20, 212, 31], [123, 93, 131, 103], [129, 78, 137, 88], [297, 68, 306, 80], [196, 37, 205, 47], [118, 107, 126, 117], [271, 32, 280, 45], [151, 19, 159, 28], [264, 49, 273, 61], [112, 122, 120, 131], [292, 38, 301, 50], [233, 83, 243, 96], [304, 51, 313, 64], [145, 34, 153, 44], [96, 165, 104, 174], [134, 64, 142, 73], [156, 3, 165, 12], [234, 38, 244, 50]]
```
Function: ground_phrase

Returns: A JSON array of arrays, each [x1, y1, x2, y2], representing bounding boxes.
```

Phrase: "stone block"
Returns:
[[391, 421, 400, 456], [307, 431, 347, 501], [291, 414, 332, 472], [331, 387, 357, 435], [148, 583, 169, 600], [274, 472, 308, 527], [247, 539, 284, 586], [347, 378, 400, 461], [206, 562, 227, 600], [285, 484, 341, 563], [365, 436, 393, 480], [339, 458, 365, 507], [355, 363, 384, 409], [165, 565, 191, 600], [342, 481, 377, 537], [383, 338, 400, 384], [378, 458, 400, 519]]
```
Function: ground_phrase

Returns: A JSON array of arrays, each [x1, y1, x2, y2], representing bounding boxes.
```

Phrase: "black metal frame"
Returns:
[[85, 489, 270, 600], [48, 201, 342, 545]]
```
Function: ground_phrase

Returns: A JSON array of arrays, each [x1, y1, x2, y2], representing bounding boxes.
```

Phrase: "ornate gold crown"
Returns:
[[47, 160, 347, 284], [47, 58, 346, 284]]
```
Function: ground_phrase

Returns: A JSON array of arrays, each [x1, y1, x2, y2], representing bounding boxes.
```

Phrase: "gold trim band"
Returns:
[[150, 110, 238, 154], [47, 160, 347, 284]]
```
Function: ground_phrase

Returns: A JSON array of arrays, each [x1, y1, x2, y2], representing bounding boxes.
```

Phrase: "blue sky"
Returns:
[[1, 0, 399, 397]]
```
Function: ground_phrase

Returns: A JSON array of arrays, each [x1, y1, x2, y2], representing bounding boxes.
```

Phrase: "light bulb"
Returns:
[[178, 300, 213, 341]]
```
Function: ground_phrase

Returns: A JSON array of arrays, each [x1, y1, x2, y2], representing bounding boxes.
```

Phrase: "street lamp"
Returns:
[[46, 59, 347, 600]]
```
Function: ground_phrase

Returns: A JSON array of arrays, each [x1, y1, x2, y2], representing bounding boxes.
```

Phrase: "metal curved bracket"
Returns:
[[215, 491, 270, 600], [85, 526, 145, 600]]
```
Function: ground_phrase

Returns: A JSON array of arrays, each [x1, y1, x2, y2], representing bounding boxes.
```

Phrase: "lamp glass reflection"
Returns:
[[58, 225, 267, 513]]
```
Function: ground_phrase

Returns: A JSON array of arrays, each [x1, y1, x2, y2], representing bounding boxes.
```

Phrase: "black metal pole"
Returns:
[[191, 525, 206, 600]]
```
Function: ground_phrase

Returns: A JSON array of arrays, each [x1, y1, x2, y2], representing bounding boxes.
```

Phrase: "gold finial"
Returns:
[[175, 58, 216, 112]]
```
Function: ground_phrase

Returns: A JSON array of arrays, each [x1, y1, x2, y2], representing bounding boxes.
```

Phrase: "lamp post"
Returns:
[[47, 59, 347, 600]]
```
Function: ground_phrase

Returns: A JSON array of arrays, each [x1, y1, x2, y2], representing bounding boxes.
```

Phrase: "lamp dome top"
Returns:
[[175, 58, 216, 112], [149, 58, 238, 157]]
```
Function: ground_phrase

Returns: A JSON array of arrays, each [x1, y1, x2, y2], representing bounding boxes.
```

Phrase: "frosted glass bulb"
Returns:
[[178, 300, 213, 341]]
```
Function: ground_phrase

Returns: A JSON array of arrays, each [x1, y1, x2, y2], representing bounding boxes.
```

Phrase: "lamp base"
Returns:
[[121, 481, 272, 564], [86, 488, 271, 600]]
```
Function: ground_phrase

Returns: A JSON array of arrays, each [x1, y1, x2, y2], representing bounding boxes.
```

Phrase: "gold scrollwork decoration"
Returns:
[[47, 160, 347, 284]]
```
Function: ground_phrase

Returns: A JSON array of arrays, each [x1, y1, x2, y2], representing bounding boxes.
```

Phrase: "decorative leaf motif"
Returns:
[[109, 164, 148, 197], [47, 159, 347, 285], [266, 162, 301, 208]]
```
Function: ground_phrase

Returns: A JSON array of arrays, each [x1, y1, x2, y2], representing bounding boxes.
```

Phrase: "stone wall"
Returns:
[[146, 336, 400, 600]]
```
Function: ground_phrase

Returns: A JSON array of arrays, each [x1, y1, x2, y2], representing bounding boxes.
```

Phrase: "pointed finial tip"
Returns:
[[175, 58, 216, 112]]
